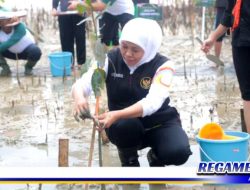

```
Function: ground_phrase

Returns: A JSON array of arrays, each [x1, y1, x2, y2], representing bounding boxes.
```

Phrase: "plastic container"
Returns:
[[48, 52, 72, 77], [196, 131, 249, 162]]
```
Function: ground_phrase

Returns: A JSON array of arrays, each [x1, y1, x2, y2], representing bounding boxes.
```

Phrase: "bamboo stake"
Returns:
[[58, 139, 69, 167], [86, 96, 105, 190], [95, 97, 103, 167], [87, 96, 102, 166], [240, 109, 247, 133], [87, 124, 96, 167]]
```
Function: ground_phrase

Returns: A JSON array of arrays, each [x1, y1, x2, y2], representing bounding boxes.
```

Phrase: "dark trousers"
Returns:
[[58, 14, 86, 65], [233, 46, 250, 100], [2, 44, 41, 62], [105, 117, 192, 166], [99, 12, 134, 46]]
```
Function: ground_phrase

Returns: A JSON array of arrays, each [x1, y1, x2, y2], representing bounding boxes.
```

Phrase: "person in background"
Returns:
[[214, 0, 228, 58], [202, 0, 250, 133], [52, 0, 86, 68], [0, 17, 41, 76], [72, 18, 192, 167], [68, 0, 134, 47]]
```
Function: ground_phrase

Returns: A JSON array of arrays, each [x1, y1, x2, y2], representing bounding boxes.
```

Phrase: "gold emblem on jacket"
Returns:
[[140, 77, 152, 89]]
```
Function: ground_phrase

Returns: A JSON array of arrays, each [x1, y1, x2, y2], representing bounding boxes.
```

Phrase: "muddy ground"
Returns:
[[0, 8, 249, 190], [0, 28, 243, 165]]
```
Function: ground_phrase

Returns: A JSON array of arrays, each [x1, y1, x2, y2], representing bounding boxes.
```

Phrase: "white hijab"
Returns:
[[119, 18, 162, 73]]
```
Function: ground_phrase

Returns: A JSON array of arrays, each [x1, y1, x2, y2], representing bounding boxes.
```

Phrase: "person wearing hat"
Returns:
[[0, 16, 41, 76], [72, 18, 192, 167]]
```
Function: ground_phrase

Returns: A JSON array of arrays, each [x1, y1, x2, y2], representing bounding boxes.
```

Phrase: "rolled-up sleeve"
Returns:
[[138, 60, 174, 117], [72, 57, 109, 97]]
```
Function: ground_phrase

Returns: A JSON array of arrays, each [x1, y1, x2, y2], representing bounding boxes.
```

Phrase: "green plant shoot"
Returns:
[[91, 68, 106, 98]]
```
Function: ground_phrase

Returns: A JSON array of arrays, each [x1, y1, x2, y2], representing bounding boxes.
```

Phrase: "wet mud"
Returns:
[[0, 1, 249, 189]]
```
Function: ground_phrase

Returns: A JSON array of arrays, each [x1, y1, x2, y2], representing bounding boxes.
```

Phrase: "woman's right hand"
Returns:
[[201, 37, 215, 54], [73, 97, 90, 122]]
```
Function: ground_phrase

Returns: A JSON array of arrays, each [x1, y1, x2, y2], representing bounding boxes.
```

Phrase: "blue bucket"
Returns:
[[196, 131, 249, 162], [48, 52, 72, 77]]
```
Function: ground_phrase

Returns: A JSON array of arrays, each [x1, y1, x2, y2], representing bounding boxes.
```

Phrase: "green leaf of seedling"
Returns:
[[76, 3, 86, 14], [91, 68, 106, 98]]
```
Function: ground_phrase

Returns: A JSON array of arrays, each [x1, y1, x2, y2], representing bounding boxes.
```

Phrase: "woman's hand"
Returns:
[[97, 111, 119, 130], [201, 37, 215, 54], [10, 16, 19, 24], [73, 97, 90, 122]]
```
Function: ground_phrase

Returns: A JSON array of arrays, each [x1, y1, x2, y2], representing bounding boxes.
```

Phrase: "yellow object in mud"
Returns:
[[198, 122, 239, 140]]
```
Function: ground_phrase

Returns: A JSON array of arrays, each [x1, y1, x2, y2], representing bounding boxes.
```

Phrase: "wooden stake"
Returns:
[[87, 126, 96, 167], [240, 109, 247, 132], [88, 97, 102, 167], [58, 139, 69, 167], [86, 96, 106, 190]]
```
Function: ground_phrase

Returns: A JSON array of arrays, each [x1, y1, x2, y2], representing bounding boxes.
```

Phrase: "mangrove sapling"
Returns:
[[25, 84, 28, 92], [15, 54, 22, 88], [62, 66, 66, 83], [31, 75, 34, 86], [38, 75, 41, 86], [183, 55, 187, 80], [74, 3, 110, 190], [54, 108, 57, 120], [11, 100, 15, 108], [45, 101, 49, 116]]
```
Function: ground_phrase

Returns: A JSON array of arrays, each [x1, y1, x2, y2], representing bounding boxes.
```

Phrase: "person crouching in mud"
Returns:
[[0, 16, 41, 76], [72, 18, 192, 167]]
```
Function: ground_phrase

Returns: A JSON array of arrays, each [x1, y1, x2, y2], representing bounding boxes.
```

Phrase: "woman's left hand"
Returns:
[[97, 111, 118, 130]]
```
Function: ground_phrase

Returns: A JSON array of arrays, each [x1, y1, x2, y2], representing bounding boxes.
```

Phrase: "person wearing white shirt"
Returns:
[[72, 18, 192, 167], [68, 0, 134, 47], [0, 18, 41, 76]]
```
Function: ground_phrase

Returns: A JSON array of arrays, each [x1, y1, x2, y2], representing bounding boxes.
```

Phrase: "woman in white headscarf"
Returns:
[[72, 18, 192, 167]]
